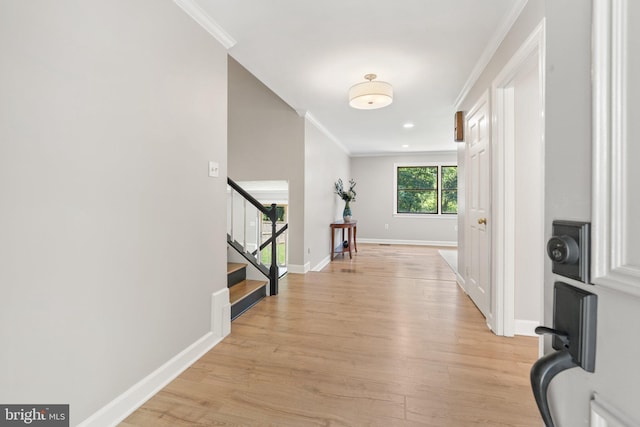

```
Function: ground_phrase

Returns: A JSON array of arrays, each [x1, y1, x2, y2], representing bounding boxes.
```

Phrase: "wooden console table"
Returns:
[[330, 220, 358, 260]]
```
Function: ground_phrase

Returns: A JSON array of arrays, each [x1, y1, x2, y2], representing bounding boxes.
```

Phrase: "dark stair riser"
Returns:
[[231, 285, 266, 320], [228, 267, 246, 288]]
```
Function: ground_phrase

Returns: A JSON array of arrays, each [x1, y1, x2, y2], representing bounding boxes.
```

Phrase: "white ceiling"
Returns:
[[192, 0, 526, 155]]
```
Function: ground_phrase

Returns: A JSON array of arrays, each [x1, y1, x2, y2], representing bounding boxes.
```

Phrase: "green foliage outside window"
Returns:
[[262, 205, 286, 222], [397, 166, 438, 213], [396, 165, 458, 214], [441, 166, 458, 214]]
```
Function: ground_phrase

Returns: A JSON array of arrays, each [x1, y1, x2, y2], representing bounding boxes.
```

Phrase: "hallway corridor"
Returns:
[[123, 244, 541, 426]]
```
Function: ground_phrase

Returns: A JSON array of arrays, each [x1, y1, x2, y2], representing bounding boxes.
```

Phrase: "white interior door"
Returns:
[[465, 93, 491, 320], [587, 0, 640, 423]]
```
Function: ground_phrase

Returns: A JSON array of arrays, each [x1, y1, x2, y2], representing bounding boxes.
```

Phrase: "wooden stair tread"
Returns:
[[227, 262, 246, 275], [229, 279, 267, 305]]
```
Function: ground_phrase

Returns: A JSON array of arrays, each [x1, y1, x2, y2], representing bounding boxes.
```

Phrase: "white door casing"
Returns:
[[465, 91, 491, 322], [491, 20, 545, 337]]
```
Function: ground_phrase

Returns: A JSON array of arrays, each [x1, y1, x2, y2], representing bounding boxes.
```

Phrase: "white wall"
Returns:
[[513, 59, 543, 328], [227, 58, 306, 268], [304, 120, 350, 271], [0, 1, 228, 424], [351, 153, 458, 245]]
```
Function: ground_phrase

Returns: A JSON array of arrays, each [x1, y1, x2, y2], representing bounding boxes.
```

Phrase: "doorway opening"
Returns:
[[492, 20, 545, 337]]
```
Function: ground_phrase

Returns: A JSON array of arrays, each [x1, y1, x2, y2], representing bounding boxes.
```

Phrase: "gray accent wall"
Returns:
[[351, 153, 458, 245], [304, 121, 350, 270], [0, 1, 228, 424], [227, 58, 306, 266]]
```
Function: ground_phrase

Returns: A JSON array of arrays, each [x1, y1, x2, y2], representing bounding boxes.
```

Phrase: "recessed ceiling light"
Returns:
[[403, 122, 414, 129], [401, 144, 409, 148]]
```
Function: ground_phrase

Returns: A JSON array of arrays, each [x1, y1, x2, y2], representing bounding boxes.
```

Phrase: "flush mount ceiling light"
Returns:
[[349, 74, 393, 110]]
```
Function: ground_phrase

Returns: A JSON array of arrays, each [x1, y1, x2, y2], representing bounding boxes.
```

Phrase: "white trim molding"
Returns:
[[173, 0, 237, 49], [592, 0, 640, 297], [211, 288, 231, 339], [454, 0, 529, 109], [288, 262, 311, 274], [350, 149, 458, 158], [456, 273, 467, 293], [514, 320, 539, 337], [305, 112, 351, 155], [591, 395, 637, 427], [78, 287, 230, 426], [311, 255, 331, 272], [77, 332, 222, 427], [490, 19, 546, 337], [357, 238, 457, 247]]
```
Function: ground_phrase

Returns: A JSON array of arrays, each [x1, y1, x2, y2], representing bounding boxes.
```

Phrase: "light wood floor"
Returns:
[[122, 244, 542, 426]]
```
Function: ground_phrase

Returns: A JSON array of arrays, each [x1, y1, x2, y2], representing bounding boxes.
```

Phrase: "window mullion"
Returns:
[[437, 165, 441, 215]]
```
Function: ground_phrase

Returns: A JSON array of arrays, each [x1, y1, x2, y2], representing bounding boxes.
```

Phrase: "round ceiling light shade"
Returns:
[[349, 74, 393, 110]]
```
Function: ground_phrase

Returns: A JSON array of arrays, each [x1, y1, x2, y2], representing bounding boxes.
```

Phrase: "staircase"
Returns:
[[227, 262, 268, 321], [227, 177, 288, 320]]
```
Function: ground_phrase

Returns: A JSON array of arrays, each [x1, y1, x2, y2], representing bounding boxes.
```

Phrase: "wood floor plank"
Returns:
[[122, 244, 541, 426]]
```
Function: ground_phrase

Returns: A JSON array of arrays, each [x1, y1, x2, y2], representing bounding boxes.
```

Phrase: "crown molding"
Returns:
[[350, 149, 457, 158], [453, 0, 528, 109], [174, 0, 236, 49], [305, 112, 351, 156]]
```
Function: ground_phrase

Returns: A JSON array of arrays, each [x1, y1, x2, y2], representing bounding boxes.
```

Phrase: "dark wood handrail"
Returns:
[[227, 177, 270, 216]]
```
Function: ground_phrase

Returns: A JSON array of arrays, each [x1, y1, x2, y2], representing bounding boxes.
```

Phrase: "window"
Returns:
[[262, 205, 286, 222], [440, 166, 458, 214], [394, 164, 457, 215]]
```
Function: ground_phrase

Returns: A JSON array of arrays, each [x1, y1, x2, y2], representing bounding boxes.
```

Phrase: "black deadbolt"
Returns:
[[547, 220, 590, 283], [547, 235, 579, 264]]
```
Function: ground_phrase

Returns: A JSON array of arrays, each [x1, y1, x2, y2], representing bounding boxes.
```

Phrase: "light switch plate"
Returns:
[[208, 161, 219, 177]]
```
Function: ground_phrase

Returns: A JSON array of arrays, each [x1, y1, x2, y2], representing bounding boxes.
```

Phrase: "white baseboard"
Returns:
[[514, 319, 539, 337], [357, 238, 457, 247], [311, 255, 331, 272], [456, 273, 467, 293], [211, 288, 231, 338], [77, 332, 222, 427], [288, 262, 310, 274], [78, 288, 230, 427]]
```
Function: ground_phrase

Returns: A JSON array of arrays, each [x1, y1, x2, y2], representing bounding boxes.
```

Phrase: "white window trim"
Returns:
[[393, 162, 458, 217]]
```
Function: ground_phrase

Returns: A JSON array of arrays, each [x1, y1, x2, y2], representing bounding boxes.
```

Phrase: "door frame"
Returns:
[[490, 19, 546, 336]]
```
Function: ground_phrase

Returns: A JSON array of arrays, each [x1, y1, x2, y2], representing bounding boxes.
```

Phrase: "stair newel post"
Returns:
[[269, 203, 278, 295]]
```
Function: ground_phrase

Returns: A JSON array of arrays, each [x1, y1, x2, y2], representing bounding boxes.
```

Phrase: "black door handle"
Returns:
[[530, 349, 577, 427], [530, 283, 597, 426]]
